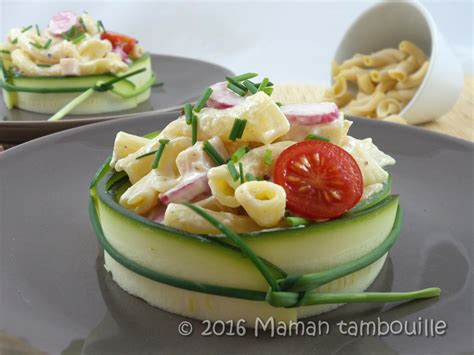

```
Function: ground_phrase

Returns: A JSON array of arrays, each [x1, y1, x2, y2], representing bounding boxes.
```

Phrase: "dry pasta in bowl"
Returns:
[[89, 72, 440, 325], [327, 41, 429, 121]]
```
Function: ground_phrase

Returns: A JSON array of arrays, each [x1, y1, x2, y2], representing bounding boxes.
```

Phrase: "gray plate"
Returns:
[[0, 54, 233, 144], [0, 112, 472, 354]]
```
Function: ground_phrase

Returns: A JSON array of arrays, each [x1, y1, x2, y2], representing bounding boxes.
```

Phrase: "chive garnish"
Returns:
[[21, 25, 32, 33], [79, 16, 86, 29], [227, 161, 240, 182], [184, 103, 193, 125], [136, 149, 159, 160], [305, 134, 330, 142], [257, 77, 269, 92], [97, 20, 106, 33], [243, 80, 258, 94], [191, 114, 198, 144], [263, 149, 273, 166], [229, 118, 243, 141], [239, 162, 244, 184], [286, 216, 310, 226], [226, 76, 247, 91], [236, 119, 247, 139], [263, 87, 273, 96], [35, 24, 41, 36], [230, 146, 249, 163], [227, 83, 246, 96], [151, 139, 170, 169], [275, 101, 283, 107], [30, 41, 43, 49], [0, 50, 11, 55], [94, 67, 146, 91], [193, 87, 212, 112], [37, 63, 51, 68], [245, 173, 258, 182], [232, 72, 258, 82], [43, 38, 52, 49], [11, 38, 18, 45], [203, 140, 226, 166], [73, 33, 86, 44]]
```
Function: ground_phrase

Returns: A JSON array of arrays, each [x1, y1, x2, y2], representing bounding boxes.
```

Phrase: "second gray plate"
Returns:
[[0, 54, 233, 144]]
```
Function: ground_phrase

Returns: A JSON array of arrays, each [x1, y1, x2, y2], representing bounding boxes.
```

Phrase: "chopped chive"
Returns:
[[193, 87, 212, 112], [227, 161, 240, 182], [21, 25, 32, 33], [136, 149, 159, 160], [231, 146, 249, 163], [263, 149, 273, 166], [43, 38, 52, 49], [257, 77, 270, 92], [263, 86, 273, 96], [275, 101, 283, 107], [73, 33, 86, 44], [152, 81, 164, 87], [0, 50, 11, 55], [236, 119, 247, 139], [184, 103, 193, 125], [191, 114, 198, 144], [227, 83, 247, 96], [97, 20, 106, 33], [151, 139, 170, 169], [239, 162, 244, 184], [228, 118, 243, 142], [243, 80, 258, 94], [37, 63, 51, 68], [95, 67, 146, 91], [30, 41, 43, 49], [203, 140, 226, 165], [254, 80, 273, 88], [245, 173, 257, 181], [232, 72, 258, 82], [225, 76, 247, 91], [305, 134, 330, 142], [11, 38, 18, 45], [35, 24, 41, 36], [286, 216, 310, 226]]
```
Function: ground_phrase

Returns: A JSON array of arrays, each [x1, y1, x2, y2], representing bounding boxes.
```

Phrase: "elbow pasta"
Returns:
[[327, 40, 429, 122], [235, 181, 286, 228]]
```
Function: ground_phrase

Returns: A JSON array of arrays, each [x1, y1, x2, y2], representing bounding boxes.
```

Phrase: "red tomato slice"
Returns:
[[273, 140, 363, 220], [100, 31, 136, 54]]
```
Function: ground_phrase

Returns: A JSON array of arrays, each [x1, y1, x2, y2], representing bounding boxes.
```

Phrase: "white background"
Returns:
[[1, 0, 472, 83]]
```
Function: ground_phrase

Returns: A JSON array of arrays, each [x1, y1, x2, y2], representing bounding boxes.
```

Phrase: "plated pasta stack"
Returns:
[[328, 40, 429, 120]]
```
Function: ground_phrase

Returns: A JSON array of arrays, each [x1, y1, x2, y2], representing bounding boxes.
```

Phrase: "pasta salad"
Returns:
[[110, 73, 396, 233]]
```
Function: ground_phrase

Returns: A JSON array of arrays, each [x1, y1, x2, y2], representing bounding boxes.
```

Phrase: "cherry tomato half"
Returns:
[[273, 140, 363, 220], [100, 31, 136, 54]]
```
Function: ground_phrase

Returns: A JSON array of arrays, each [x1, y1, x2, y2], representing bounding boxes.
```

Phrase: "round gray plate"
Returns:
[[0, 54, 233, 144], [0, 113, 472, 354]]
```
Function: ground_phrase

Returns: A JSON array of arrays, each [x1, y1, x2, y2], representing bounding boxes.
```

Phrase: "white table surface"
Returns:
[[1, 0, 472, 83]]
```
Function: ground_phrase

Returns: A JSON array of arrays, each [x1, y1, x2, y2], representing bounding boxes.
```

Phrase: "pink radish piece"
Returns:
[[160, 173, 211, 205], [113, 46, 130, 63], [281, 102, 339, 125], [147, 204, 167, 224], [49, 11, 79, 35], [206, 82, 245, 109]]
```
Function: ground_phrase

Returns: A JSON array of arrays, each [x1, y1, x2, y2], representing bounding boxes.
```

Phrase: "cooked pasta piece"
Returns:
[[388, 56, 418, 82], [363, 48, 407, 67], [357, 72, 376, 94], [334, 91, 354, 108], [337, 54, 364, 71], [207, 165, 241, 208], [119, 171, 159, 215], [376, 97, 402, 118], [396, 61, 429, 89], [374, 79, 397, 93], [111, 132, 150, 164], [163, 203, 260, 234], [399, 40, 427, 66], [235, 181, 286, 227], [343, 91, 385, 117], [327, 76, 348, 98], [382, 115, 408, 124], [386, 89, 416, 102], [335, 66, 366, 82]]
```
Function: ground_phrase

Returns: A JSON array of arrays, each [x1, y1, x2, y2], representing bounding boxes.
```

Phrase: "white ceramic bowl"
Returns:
[[333, 0, 464, 124]]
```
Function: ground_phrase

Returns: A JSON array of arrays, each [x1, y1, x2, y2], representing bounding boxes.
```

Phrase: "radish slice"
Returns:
[[281, 102, 339, 125], [146, 204, 167, 224], [206, 82, 245, 109], [49, 11, 79, 35], [160, 173, 211, 205]]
